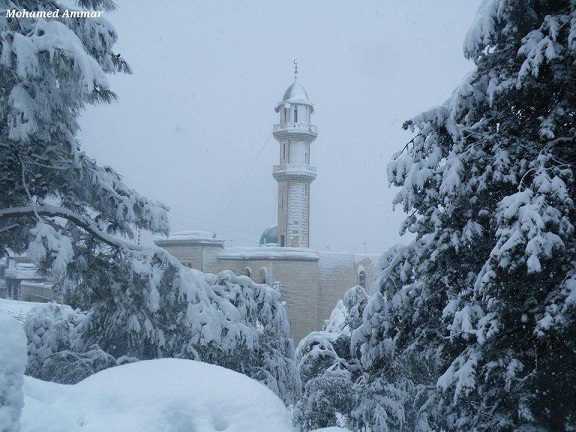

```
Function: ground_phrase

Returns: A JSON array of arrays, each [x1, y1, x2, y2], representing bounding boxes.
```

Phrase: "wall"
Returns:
[[218, 252, 319, 343], [317, 252, 378, 327], [154, 242, 223, 273]]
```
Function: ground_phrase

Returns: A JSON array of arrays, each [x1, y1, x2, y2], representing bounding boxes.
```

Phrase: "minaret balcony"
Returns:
[[273, 164, 317, 182], [273, 123, 318, 141]]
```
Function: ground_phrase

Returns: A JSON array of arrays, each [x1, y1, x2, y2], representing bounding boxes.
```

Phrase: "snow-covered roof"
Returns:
[[317, 250, 379, 267], [218, 246, 319, 261], [155, 230, 225, 246], [4, 264, 45, 280]]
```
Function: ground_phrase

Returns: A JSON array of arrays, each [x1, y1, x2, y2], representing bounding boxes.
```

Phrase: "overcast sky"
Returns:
[[77, 0, 480, 254]]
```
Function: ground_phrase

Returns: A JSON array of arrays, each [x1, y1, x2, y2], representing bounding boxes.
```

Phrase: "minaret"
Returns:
[[273, 63, 318, 248]]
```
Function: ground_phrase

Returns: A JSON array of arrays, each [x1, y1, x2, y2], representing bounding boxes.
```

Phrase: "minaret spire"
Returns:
[[293, 59, 298, 80]]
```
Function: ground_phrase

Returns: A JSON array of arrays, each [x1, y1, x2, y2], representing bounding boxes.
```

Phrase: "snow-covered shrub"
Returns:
[[24, 302, 115, 384], [24, 302, 86, 380], [0, 313, 27, 432], [38, 345, 116, 384]]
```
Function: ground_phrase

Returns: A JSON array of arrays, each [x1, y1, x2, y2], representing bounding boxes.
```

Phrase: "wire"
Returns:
[[169, 211, 261, 236], [194, 132, 272, 228]]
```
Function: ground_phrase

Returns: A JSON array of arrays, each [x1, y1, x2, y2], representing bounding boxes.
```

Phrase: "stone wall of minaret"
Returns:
[[286, 182, 310, 247]]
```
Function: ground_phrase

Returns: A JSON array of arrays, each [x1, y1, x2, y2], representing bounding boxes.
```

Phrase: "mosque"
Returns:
[[155, 76, 378, 342]]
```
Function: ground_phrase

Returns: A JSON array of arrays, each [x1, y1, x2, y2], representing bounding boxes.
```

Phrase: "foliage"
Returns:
[[351, 0, 576, 430], [24, 302, 116, 384], [293, 286, 367, 431], [0, 1, 299, 404]]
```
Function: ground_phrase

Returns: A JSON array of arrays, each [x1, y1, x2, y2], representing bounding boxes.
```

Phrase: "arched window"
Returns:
[[259, 267, 268, 284], [243, 266, 252, 278], [294, 106, 298, 122], [358, 268, 366, 288]]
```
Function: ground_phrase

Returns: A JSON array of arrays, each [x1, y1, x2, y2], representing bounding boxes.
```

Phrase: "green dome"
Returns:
[[259, 226, 278, 246]]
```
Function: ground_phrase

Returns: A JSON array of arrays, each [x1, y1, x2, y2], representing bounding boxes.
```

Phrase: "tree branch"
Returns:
[[0, 204, 145, 252]]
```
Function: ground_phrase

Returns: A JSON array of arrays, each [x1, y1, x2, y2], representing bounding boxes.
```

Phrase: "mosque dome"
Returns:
[[282, 81, 309, 102], [259, 226, 278, 246]]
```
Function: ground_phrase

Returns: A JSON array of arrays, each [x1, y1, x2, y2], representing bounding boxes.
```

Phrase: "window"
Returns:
[[259, 267, 268, 284], [294, 107, 298, 122], [243, 267, 252, 278], [280, 235, 285, 247], [358, 269, 366, 288]]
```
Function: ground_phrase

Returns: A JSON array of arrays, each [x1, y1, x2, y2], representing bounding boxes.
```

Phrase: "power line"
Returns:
[[213, 134, 272, 222], [194, 132, 272, 228], [169, 211, 261, 236]]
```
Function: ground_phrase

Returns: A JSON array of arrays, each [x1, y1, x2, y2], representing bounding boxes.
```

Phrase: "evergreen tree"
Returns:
[[294, 286, 367, 431], [0, 1, 299, 404], [353, 0, 576, 430]]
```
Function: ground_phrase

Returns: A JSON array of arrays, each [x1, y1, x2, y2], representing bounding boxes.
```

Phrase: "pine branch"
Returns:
[[0, 204, 145, 252]]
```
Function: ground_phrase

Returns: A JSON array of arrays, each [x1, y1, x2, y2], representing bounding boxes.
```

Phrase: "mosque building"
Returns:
[[155, 75, 378, 342]]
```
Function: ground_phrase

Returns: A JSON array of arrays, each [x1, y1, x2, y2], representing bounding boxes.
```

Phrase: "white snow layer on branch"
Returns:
[[27, 222, 74, 275], [30, 19, 109, 95], [3, 19, 110, 141], [463, 0, 509, 60]]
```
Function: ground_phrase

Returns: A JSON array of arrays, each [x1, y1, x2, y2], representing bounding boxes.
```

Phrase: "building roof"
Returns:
[[218, 246, 319, 261], [155, 230, 225, 246]]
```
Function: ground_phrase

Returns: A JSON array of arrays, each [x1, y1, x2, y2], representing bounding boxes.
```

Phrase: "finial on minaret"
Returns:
[[293, 59, 298, 80]]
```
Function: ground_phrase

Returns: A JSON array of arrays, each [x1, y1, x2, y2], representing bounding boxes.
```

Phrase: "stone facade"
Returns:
[[218, 248, 321, 341], [154, 231, 225, 274]]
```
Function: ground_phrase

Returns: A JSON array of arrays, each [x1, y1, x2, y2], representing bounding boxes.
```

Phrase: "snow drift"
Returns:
[[20, 358, 293, 432]]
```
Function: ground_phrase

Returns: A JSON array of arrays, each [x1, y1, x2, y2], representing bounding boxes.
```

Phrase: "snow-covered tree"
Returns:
[[294, 286, 368, 431], [0, 1, 299, 404], [353, 1, 576, 430]]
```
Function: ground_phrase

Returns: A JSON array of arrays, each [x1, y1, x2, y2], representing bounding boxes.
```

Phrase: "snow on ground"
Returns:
[[1, 299, 349, 431], [0, 298, 42, 322], [20, 358, 293, 432], [0, 312, 27, 432]]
